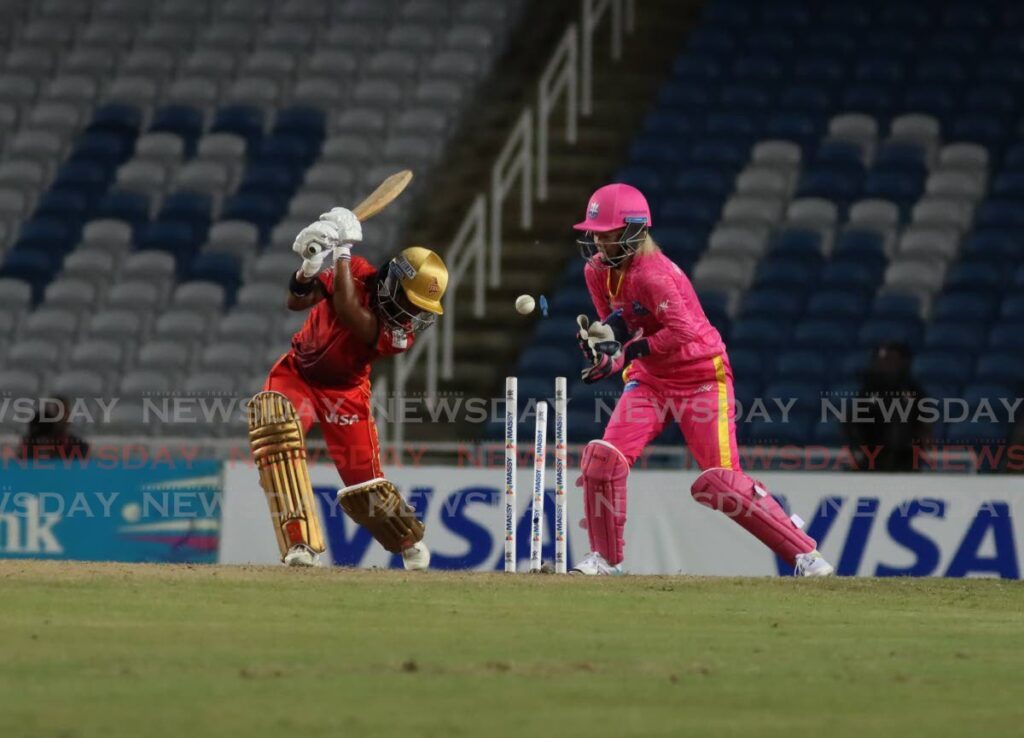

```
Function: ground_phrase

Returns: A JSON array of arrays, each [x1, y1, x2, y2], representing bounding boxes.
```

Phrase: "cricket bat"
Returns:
[[352, 169, 414, 221]]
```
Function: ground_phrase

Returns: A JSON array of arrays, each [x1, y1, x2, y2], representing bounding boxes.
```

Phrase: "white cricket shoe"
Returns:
[[402, 542, 431, 571], [283, 544, 319, 567], [794, 550, 835, 577], [570, 551, 622, 576]]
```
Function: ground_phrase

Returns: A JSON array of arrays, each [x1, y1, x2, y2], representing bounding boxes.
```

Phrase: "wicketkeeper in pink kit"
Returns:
[[570, 183, 834, 576]]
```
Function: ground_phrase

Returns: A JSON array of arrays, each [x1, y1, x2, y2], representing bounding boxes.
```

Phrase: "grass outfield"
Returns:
[[1, 562, 1021, 738]]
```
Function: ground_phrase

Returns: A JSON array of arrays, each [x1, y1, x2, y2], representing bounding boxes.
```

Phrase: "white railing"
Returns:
[[580, 0, 631, 116], [489, 108, 533, 288], [441, 194, 487, 379], [536, 25, 579, 202], [382, 0, 636, 444]]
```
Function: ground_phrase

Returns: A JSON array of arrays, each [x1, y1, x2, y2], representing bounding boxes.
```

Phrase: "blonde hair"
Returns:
[[635, 234, 662, 256]]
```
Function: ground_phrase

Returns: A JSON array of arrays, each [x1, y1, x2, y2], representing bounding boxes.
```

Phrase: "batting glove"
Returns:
[[318, 207, 362, 261], [293, 221, 340, 277]]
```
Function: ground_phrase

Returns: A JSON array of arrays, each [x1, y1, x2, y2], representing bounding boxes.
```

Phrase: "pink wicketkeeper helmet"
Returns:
[[573, 183, 652, 268], [572, 183, 652, 232]]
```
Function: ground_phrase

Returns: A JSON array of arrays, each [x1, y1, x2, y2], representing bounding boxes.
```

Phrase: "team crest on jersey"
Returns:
[[426, 276, 440, 297], [631, 300, 649, 316], [623, 380, 640, 393], [391, 328, 408, 349], [587, 200, 599, 219]]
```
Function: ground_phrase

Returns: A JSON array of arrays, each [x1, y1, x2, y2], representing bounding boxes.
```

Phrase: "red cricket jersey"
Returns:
[[289, 256, 413, 388]]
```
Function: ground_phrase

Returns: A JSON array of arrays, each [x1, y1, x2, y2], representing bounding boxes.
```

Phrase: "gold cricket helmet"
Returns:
[[376, 246, 448, 332]]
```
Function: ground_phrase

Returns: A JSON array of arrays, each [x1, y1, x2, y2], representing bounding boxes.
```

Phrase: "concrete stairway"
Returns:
[[393, 0, 703, 443]]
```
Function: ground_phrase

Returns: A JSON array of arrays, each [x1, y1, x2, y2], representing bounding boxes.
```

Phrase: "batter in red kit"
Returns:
[[246, 206, 448, 569]]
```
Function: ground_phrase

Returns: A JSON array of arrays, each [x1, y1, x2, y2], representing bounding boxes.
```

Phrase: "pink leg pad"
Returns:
[[575, 440, 629, 566], [690, 467, 815, 565]]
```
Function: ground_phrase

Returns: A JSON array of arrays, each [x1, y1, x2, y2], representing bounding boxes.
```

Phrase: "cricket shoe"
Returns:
[[570, 551, 622, 576], [794, 550, 835, 577], [402, 542, 431, 571], [283, 544, 319, 567]]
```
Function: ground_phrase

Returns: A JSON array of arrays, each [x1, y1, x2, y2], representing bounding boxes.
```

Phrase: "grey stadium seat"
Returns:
[[332, 107, 387, 135], [4, 48, 56, 77], [120, 369, 173, 398], [692, 255, 755, 292], [367, 50, 419, 77], [236, 282, 284, 314], [8, 131, 64, 161], [51, 370, 105, 398], [115, 160, 170, 199], [68, 340, 124, 374], [135, 133, 186, 170], [183, 371, 237, 396], [735, 168, 790, 198], [106, 281, 163, 312], [62, 248, 116, 287], [44, 76, 100, 106], [122, 49, 177, 82], [415, 79, 464, 106], [217, 311, 272, 343], [166, 77, 220, 110], [352, 78, 403, 107], [137, 340, 192, 374], [0, 160, 46, 191], [249, 252, 299, 283], [180, 50, 239, 83], [707, 224, 770, 259], [270, 219, 308, 250], [278, 311, 306, 340], [394, 107, 448, 135], [87, 310, 146, 344], [154, 309, 209, 343], [938, 143, 988, 172], [322, 134, 378, 163], [847, 199, 900, 231], [828, 113, 878, 142], [43, 279, 96, 310], [304, 163, 358, 196], [204, 220, 259, 259], [82, 219, 133, 254], [172, 281, 226, 313], [889, 113, 941, 147], [883, 259, 947, 295], [0, 369, 41, 396], [428, 51, 482, 79], [100, 403, 152, 437], [292, 77, 347, 110], [260, 23, 316, 52], [386, 24, 437, 51], [445, 24, 495, 52], [174, 160, 232, 196], [226, 76, 281, 108], [105, 77, 160, 110], [0, 278, 33, 314], [383, 134, 437, 164], [786, 198, 839, 228], [26, 101, 83, 135], [121, 251, 177, 285], [306, 50, 359, 77], [21, 308, 79, 342], [138, 22, 195, 51], [911, 198, 974, 232], [897, 227, 961, 262], [0, 188, 28, 219], [197, 133, 247, 162], [63, 45, 120, 74], [288, 192, 336, 221], [926, 171, 985, 201], [200, 343, 254, 372], [722, 195, 785, 227], [6, 339, 62, 370]]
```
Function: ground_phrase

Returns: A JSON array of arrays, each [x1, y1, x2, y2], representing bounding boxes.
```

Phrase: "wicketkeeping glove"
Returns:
[[580, 332, 651, 384]]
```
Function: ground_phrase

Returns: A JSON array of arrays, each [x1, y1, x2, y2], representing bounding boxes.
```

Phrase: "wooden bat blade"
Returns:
[[351, 169, 413, 221]]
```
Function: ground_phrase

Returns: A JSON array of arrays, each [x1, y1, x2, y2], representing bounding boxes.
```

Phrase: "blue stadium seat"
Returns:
[[774, 350, 827, 381], [871, 293, 922, 320], [221, 194, 285, 241], [765, 113, 818, 149], [820, 262, 879, 293], [188, 252, 242, 298], [52, 161, 110, 200], [992, 173, 1024, 198], [945, 263, 1004, 292], [211, 105, 265, 149], [914, 59, 967, 85], [729, 319, 791, 350], [760, 5, 809, 29], [962, 383, 1017, 410], [549, 286, 591, 316], [988, 323, 1024, 355], [796, 170, 861, 202], [687, 28, 737, 56], [975, 200, 1024, 229], [794, 57, 846, 84], [944, 420, 1009, 446], [733, 56, 784, 83], [780, 85, 832, 114], [706, 112, 758, 138], [719, 84, 771, 111], [702, 3, 753, 27], [863, 171, 922, 205], [69, 132, 134, 167], [13, 218, 76, 254], [855, 59, 905, 85], [95, 190, 149, 231], [770, 228, 824, 260], [672, 168, 731, 198], [671, 57, 723, 81], [903, 86, 955, 122], [657, 82, 711, 110], [660, 198, 719, 229], [961, 231, 1019, 263], [932, 293, 997, 322], [531, 318, 575, 348], [239, 164, 299, 198], [874, 142, 928, 175], [87, 103, 143, 138], [642, 111, 698, 136], [814, 140, 864, 171], [690, 139, 747, 168], [740, 290, 804, 320], [841, 86, 894, 117], [158, 193, 212, 236], [841, 349, 871, 379], [792, 320, 857, 350], [975, 353, 1024, 385], [256, 134, 318, 168], [924, 322, 989, 352], [34, 192, 88, 225], [754, 258, 819, 291], [806, 291, 869, 320], [732, 378, 760, 409], [950, 115, 1008, 150], [976, 60, 1024, 86], [913, 351, 973, 385], [833, 228, 887, 269], [858, 318, 923, 349], [0, 250, 56, 302], [615, 164, 664, 193], [966, 87, 1016, 115], [150, 105, 204, 154], [136, 221, 196, 265], [1000, 295, 1024, 320], [727, 348, 762, 379], [746, 412, 813, 446], [517, 347, 578, 378], [272, 106, 326, 139]]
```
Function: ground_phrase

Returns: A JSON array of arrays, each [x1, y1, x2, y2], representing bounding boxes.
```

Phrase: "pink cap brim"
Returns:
[[572, 219, 622, 232]]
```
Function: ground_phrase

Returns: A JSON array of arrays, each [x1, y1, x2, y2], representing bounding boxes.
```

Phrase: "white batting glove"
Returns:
[[318, 207, 363, 244], [293, 221, 340, 277]]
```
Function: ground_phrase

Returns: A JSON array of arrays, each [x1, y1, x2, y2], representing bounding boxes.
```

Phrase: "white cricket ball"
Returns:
[[515, 294, 536, 315]]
